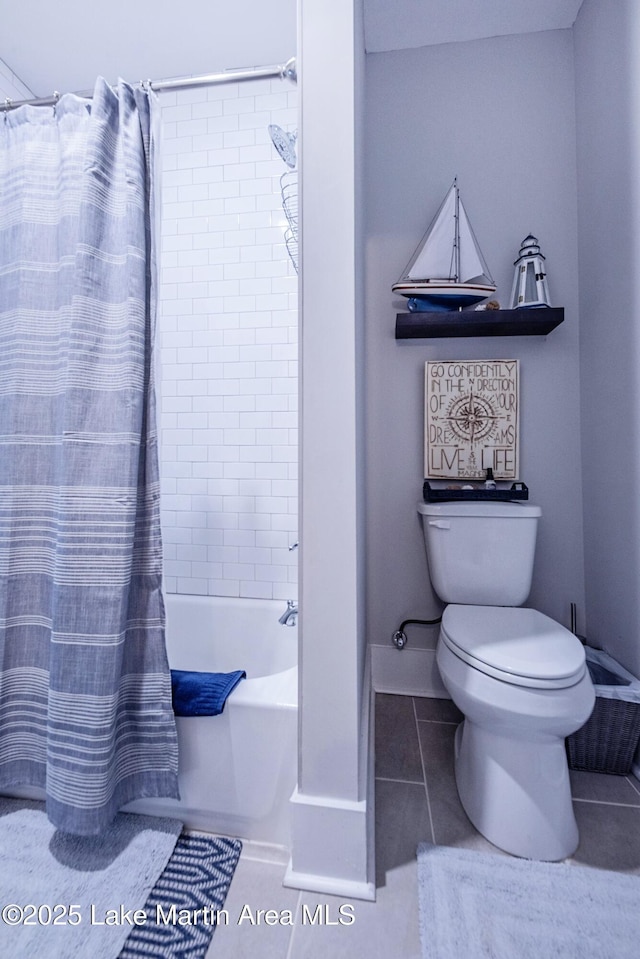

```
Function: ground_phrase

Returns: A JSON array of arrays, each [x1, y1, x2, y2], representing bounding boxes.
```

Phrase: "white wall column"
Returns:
[[285, 0, 373, 899]]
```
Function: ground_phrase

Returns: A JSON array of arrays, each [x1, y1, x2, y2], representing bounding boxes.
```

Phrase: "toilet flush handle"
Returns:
[[427, 520, 451, 529]]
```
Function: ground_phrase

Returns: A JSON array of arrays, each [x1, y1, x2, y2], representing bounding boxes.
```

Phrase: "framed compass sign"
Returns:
[[424, 360, 520, 480]]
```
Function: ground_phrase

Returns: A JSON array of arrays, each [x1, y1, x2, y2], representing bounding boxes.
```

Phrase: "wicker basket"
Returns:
[[566, 647, 640, 775], [566, 697, 640, 775]]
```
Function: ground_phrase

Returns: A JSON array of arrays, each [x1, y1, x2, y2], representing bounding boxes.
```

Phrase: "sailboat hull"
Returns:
[[392, 282, 497, 312]]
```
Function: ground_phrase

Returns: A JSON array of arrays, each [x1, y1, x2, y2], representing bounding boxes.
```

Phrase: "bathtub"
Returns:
[[126, 593, 298, 847]]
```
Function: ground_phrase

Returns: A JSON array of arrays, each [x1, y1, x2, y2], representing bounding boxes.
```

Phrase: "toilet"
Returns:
[[418, 500, 595, 861]]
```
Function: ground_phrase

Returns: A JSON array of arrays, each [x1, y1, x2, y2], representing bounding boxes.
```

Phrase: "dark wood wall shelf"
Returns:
[[395, 306, 564, 339]]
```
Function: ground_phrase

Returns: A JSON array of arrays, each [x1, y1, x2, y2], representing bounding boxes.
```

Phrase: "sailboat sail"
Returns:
[[457, 199, 493, 285], [405, 184, 458, 282]]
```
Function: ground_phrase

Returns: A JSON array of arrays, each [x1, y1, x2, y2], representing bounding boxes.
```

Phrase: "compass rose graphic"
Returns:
[[444, 390, 500, 445]]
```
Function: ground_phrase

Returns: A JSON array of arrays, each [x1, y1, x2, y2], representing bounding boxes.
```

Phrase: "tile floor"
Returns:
[[208, 694, 640, 958]]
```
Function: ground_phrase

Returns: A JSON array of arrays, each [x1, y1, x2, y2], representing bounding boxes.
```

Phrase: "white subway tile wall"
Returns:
[[158, 79, 298, 600]]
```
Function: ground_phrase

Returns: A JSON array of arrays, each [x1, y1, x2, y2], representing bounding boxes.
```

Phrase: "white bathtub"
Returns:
[[126, 594, 298, 847]]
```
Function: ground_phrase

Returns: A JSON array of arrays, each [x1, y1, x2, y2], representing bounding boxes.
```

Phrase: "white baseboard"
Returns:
[[283, 860, 375, 901], [285, 788, 374, 901], [371, 643, 449, 698]]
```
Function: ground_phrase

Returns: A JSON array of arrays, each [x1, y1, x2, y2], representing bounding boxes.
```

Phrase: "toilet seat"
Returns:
[[441, 605, 586, 690]]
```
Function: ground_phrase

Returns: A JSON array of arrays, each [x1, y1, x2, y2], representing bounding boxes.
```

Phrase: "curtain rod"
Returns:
[[2, 57, 297, 111]]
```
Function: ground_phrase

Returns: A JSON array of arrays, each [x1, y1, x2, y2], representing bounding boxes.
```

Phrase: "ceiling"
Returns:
[[364, 0, 585, 53], [2, 0, 584, 99]]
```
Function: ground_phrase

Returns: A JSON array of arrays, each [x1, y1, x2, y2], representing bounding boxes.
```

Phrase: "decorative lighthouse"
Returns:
[[510, 234, 551, 309]]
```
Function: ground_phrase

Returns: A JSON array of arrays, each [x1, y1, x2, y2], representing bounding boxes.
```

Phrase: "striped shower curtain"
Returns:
[[0, 78, 179, 834]]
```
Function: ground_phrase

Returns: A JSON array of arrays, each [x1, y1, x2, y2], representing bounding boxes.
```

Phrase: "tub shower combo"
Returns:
[[0, 58, 299, 846], [127, 595, 298, 846]]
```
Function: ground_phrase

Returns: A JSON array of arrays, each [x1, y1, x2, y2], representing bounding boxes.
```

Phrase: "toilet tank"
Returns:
[[418, 500, 541, 606]]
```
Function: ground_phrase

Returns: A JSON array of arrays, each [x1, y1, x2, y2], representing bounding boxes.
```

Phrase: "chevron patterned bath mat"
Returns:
[[119, 832, 242, 958]]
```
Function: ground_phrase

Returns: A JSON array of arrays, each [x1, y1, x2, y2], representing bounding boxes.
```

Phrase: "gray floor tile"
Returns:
[[207, 693, 640, 959], [288, 861, 422, 959], [413, 695, 463, 724], [375, 693, 424, 783], [570, 769, 640, 805], [374, 777, 433, 887], [207, 855, 299, 959], [571, 801, 640, 874]]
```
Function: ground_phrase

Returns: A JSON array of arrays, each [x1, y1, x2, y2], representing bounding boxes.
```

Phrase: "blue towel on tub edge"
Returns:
[[171, 669, 246, 717]]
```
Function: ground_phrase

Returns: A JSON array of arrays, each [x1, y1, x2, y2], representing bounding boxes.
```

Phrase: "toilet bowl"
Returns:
[[418, 500, 595, 860], [436, 605, 595, 860]]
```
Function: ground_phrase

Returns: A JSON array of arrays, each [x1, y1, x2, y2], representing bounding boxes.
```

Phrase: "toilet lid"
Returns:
[[441, 606, 587, 689]]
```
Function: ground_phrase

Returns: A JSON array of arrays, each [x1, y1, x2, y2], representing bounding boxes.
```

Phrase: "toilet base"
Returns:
[[454, 719, 579, 861]]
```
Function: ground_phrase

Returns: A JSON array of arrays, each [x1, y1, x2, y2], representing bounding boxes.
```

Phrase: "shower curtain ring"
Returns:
[[52, 91, 60, 116], [3, 98, 12, 121]]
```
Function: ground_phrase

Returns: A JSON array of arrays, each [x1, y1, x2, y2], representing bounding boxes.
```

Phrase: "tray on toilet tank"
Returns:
[[423, 481, 529, 503]]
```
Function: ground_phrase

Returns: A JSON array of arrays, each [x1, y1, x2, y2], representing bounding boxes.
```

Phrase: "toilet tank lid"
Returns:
[[418, 500, 541, 518]]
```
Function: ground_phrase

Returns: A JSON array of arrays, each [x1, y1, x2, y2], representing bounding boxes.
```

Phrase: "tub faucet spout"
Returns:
[[279, 600, 298, 626]]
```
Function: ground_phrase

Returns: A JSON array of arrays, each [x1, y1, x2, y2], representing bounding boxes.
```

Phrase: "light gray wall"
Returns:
[[574, 0, 640, 676], [0, 56, 32, 100], [364, 30, 585, 667]]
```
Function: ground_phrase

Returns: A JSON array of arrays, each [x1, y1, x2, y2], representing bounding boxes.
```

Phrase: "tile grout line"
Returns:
[[413, 696, 437, 845], [284, 891, 304, 959], [572, 796, 640, 809], [625, 773, 640, 798], [416, 718, 460, 726], [376, 774, 426, 786]]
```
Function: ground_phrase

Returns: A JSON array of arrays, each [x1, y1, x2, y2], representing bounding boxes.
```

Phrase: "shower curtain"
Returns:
[[0, 78, 179, 834]]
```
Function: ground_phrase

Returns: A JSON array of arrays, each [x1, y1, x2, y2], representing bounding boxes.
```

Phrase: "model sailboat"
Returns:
[[392, 180, 497, 312]]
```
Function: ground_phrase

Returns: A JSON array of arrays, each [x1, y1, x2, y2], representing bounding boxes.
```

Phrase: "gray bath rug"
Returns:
[[119, 831, 242, 958], [417, 841, 640, 959], [0, 797, 182, 959]]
